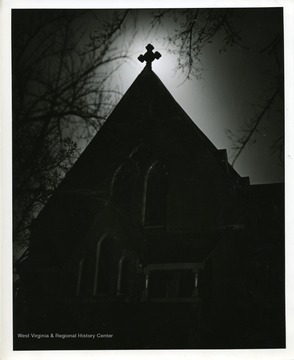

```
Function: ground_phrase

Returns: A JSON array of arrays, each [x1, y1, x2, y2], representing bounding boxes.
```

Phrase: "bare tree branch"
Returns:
[[230, 89, 279, 167]]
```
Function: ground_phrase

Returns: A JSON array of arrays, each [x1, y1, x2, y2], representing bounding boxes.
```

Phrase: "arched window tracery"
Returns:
[[143, 161, 168, 226], [130, 145, 153, 169], [77, 248, 96, 296], [95, 235, 113, 295], [116, 255, 129, 296], [77, 234, 114, 297], [110, 160, 138, 211]]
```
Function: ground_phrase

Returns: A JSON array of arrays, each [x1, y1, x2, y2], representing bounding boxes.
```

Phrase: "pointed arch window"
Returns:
[[111, 161, 138, 211], [116, 255, 129, 296], [95, 235, 113, 295], [144, 161, 168, 226], [77, 249, 96, 296], [77, 234, 114, 297], [130, 145, 153, 169]]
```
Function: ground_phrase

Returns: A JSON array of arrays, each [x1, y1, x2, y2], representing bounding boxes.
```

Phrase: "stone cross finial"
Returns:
[[138, 44, 161, 70]]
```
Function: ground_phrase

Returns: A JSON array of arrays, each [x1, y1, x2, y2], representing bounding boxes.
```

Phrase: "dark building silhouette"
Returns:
[[14, 45, 285, 350]]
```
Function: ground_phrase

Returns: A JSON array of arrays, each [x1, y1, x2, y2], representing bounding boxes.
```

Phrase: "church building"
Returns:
[[15, 44, 285, 350]]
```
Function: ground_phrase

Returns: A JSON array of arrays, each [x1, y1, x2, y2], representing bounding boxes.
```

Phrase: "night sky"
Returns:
[[11, 8, 284, 185]]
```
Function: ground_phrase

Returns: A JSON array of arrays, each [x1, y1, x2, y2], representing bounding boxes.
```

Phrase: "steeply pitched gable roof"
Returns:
[[29, 66, 248, 266], [58, 66, 242, 191]]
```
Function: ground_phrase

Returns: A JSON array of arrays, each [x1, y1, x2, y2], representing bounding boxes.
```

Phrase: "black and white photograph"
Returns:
[[1, 1, 293, 357]]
